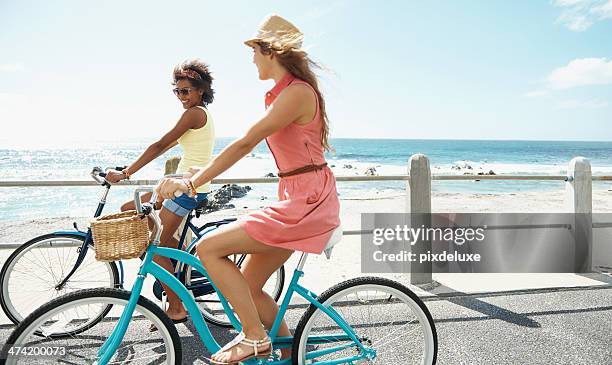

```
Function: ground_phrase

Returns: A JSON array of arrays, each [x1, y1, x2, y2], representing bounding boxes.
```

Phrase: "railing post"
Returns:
[[407, 154, 432, 284], [565, 157, 593, 272], [164, 156, 181, 175]]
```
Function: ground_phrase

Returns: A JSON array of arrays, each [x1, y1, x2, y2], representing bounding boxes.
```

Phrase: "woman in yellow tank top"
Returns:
[[106, 59, 215, 325]]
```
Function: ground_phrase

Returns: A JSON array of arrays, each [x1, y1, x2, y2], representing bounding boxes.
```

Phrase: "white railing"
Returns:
[[1, 155, 611, 284]]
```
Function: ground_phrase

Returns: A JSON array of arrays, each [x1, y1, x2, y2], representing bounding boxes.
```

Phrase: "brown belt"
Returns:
[[278, 163, 328, 178]]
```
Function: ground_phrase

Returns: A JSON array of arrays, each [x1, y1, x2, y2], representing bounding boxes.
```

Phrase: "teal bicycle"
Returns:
[[0, 169, 284, 329], [0, 187, 438, 364]]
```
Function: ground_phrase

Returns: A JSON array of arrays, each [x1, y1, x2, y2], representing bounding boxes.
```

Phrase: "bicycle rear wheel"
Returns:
[[183, 250, 285, 328], [0, 234, 119, 325], [292, 277, 437, 365], [0, 288, 181, 364]]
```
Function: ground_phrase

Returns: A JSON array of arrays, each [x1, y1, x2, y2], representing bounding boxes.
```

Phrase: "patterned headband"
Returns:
[[178, 69, 202, 80]]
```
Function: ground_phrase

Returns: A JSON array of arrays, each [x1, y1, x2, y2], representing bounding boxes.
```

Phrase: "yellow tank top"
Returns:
[[177, 106, 215, 193]]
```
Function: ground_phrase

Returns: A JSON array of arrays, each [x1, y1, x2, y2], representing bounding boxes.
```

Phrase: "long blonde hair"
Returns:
[[258, 41, 332, 152]]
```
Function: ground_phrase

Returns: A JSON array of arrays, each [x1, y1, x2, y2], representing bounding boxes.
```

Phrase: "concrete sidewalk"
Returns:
[[1, 236, 611, 364]]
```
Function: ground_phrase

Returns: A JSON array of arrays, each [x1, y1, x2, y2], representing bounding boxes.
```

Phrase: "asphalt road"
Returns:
[[1, 238, 611, 364], [0, 285, 610, 364]]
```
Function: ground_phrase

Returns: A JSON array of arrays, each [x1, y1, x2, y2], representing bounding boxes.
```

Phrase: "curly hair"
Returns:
[[172, 59, 214, 106]]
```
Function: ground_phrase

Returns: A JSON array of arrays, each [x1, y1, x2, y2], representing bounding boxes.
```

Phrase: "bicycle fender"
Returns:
[[52, 231, 88, 238]]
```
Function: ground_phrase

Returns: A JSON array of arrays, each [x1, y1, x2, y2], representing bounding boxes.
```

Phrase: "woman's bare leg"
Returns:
[[122, 194, 186, 320], [154, 208, 188, 320], [196, 224, 292, 363], [120, 192, 162, 232], [242, 253, 293, 359]]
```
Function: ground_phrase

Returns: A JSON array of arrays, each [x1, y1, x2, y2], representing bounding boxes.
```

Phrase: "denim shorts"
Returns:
[[162, 192, 208, 217]]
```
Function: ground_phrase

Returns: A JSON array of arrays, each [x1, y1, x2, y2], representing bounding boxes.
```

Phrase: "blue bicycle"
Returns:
[[0, 187, 437, 364], [0, 168, 285, 330]]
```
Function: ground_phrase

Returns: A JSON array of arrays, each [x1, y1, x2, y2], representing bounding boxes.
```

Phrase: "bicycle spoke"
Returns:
[[19, 251, 58, 280], [373, 325, 422, 350], [295, 279, 436, 365], [9, 266, 56, 285], [2, 236, 118, 324], [3, 290, 178, 364]]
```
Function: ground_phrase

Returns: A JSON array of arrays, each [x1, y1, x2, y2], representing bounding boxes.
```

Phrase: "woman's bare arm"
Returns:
[[157, 84, 312, 198], [106, 107, 205, 182]]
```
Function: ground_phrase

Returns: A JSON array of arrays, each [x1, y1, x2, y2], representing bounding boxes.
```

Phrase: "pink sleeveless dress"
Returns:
[[239, 73, 341, 254]]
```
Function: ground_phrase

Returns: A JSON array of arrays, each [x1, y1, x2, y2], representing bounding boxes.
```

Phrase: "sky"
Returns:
[[1, 0, 611, 147]]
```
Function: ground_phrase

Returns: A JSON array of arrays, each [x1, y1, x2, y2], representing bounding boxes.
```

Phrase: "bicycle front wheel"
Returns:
[[0, 234, 119, 324], [292, 277, 438, 365], [0, 288, 181, 365]]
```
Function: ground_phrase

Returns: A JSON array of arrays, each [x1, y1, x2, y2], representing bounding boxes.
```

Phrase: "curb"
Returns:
[[0, 243, 19, 250]]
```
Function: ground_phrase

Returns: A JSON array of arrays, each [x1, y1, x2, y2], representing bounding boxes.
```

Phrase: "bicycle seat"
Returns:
[[193, 198, 209, 218], [322, 225, 343, 259]]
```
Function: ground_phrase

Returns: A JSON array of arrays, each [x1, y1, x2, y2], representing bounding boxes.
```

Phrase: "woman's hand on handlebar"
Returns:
[[106, 169, 127, 183], [156, 177, 188, 200]]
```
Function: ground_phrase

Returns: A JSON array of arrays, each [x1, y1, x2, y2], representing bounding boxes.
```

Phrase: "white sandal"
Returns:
[[209, 332, 273, 364]]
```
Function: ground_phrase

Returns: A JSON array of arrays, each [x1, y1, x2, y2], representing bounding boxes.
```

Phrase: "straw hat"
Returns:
[[244, 14, 304, 49]]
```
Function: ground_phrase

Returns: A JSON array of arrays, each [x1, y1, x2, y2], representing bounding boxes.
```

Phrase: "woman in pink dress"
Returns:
[[157, 14, 340, 364]]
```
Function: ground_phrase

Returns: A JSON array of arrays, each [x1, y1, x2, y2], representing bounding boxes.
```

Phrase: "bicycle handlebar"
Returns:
[[133, 187, 162, 245], [90, 167, 107, 185], [130, 172, 209, 245], [90, 166, 131, 186]]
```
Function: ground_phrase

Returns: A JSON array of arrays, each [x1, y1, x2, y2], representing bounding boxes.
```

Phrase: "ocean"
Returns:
[[1, 138, 612, 221]]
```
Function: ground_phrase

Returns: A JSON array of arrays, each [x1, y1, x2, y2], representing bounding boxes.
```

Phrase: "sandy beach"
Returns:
[[2, 187, 612, 290], [3, 186, 612, 278], [2, 188, 612, 244]]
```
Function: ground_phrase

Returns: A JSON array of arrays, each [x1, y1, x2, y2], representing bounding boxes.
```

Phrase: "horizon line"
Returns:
[[2, 137, 612, 148], [174, 136, 612, 143]]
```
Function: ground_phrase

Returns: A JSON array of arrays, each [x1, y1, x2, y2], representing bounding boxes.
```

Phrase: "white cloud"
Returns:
[[525, 90, 549, 97], [0, 93, 26, 103], [547, 57, 612, 89], [302, 0, 348, 20], [553, 0, 612, 31], [556, 99, 610, 108], [0, 63, 24, 72], [595, 0, 612, 17], [554, 0, 587, 5]]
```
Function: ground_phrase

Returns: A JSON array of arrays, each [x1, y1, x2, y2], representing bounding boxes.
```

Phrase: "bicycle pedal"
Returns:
[[161, 292, 168, 311], [152, 280, 164, 300]]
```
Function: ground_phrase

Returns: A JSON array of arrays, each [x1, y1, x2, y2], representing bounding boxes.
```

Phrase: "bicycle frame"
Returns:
[[54, 179, 127, 289], [96, 244, 373, 365], [93, 187, 373, 364], [53, 172, 221, 292], [166, 212, 240, 299]]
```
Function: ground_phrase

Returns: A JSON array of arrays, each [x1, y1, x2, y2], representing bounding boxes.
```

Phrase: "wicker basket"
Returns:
[[91, 210, 150, 261]]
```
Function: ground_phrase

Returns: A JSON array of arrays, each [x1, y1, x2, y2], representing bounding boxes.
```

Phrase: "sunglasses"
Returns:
[[172, 87, 194, 97]]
